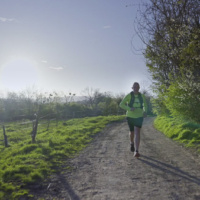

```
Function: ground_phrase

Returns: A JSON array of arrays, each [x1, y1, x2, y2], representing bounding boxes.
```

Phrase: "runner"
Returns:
[[119, 82, 147, 157]]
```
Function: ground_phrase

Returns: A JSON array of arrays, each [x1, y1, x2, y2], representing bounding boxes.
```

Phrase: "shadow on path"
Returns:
[[139, 155, 200, 186], [56, 173, 81, 200]]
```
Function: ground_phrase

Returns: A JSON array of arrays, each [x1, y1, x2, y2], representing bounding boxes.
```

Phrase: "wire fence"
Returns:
[[0, 109, 125, 147]]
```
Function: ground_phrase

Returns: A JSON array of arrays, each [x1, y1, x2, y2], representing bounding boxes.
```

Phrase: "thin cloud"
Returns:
[[103, 25, 111, 29], [49, 66, 64, 71], [41, 60, 48, 63], [0, 17, 17, 22]]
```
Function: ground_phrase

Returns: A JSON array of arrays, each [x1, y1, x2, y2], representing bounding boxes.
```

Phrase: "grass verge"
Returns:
[[0, 115, 125, 199], [154, 115, 200, 153]]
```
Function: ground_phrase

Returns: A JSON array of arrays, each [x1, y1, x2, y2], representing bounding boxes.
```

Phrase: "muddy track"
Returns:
[[32, 117, 200, 200]]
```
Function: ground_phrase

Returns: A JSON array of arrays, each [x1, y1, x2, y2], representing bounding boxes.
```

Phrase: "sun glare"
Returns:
[[0, 58, 38, 91]]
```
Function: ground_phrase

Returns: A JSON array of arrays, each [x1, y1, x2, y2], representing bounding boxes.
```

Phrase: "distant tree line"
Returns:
[[135, 0, 200, 123], [0, 87, 154, 122]]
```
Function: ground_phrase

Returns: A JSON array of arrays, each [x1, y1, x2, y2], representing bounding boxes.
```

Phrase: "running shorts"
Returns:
[[126, 117, 144, 131]]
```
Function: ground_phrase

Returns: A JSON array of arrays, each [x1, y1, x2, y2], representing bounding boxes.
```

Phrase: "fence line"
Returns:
[[0, 109, 125, 147]]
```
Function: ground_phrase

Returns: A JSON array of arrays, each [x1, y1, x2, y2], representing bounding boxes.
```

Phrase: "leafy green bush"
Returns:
[[164, 75, 200, 123]]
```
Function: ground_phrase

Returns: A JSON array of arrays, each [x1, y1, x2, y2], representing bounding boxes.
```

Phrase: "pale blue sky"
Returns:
[[0, 0, 151, 96]]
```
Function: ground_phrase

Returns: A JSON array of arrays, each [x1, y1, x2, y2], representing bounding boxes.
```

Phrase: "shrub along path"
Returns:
[[31, 117, 200, 200]]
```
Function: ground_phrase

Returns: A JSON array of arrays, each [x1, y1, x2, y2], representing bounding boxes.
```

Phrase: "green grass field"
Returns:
[[154, 115, 200, 152], [0, 115, 125, 199]]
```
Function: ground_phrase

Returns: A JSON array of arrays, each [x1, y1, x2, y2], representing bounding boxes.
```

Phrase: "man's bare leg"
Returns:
[[129, 131, 134, 143], [129, 131, 135, 152], [134, 127, 141, 156]]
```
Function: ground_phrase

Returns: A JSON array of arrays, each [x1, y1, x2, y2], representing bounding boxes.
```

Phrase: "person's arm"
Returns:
[[119, 94, 131, 111], [142, 94, 148, 117]]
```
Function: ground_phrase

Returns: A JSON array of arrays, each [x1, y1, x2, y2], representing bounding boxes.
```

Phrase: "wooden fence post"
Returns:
[[56, 113, 58, 127], [47, 119, 50, 131], [32, 114, 39, 143], [3, 125, 8, 147]]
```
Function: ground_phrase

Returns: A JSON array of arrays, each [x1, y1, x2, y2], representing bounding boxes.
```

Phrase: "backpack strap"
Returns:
[[129, 92, 143, 109], [128, 91, 135, 108], [138, 93, 143, 109]]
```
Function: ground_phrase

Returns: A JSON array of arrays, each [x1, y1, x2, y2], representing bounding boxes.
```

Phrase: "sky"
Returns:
[[0, 0, 151, 97]]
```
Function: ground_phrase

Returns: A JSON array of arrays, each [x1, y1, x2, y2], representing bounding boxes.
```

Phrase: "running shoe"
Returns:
[[130, 144, 135, 152], [134, 151, 140, 158]]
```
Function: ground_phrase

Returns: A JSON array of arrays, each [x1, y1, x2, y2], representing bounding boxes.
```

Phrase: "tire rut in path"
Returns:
[[37, 117, 200, 200]]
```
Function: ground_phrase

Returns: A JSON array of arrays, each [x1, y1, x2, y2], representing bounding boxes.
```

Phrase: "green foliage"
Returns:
[[164, 75, 200, 123], [151, 93, 170, 116], [179, 28, 200, 73], [138, 0, 200, 121], [98, 100, 118, 115], [0, 115, 125, 199], [0, 88, 126, 122]]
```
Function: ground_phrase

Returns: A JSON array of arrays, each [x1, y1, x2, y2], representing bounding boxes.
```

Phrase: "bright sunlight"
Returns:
[[0, 58, 38, 91]]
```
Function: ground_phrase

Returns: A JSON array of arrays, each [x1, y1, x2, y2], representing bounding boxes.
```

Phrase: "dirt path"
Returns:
[[33, 117, 200, 200]]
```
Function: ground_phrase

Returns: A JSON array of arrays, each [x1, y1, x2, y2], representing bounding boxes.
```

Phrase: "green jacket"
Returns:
[[119, 92, 147, 118]]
